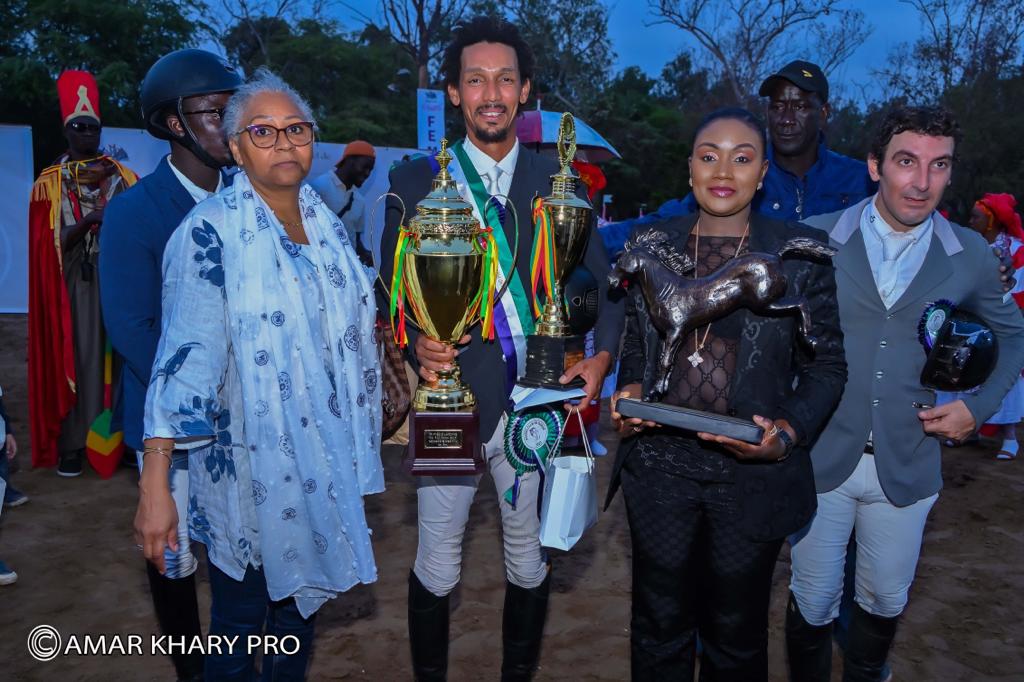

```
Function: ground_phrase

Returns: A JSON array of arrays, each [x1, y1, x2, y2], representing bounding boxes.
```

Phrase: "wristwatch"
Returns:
[[774, 426, 795, 461]]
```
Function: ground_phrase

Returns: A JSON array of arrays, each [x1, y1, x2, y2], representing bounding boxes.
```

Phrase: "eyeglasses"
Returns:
[[182, 107, 225, 121], [68, 121, 100, 133], [236, 122, 315, 148]]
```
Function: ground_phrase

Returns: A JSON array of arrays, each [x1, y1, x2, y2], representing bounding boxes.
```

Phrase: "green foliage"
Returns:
[[223, 18, 419, 146], [1, 1, 1022, 222], [1, 0, 201, 170], [942, 72, 1024, 220], [29, 0, 198, 100]]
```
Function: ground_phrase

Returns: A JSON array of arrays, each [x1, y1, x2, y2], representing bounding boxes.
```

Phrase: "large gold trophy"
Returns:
[[519, 112, 594, 389], [388, 139, 503, 475]]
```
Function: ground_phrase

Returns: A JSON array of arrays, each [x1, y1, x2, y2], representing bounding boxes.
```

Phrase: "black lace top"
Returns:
[[638, 233, 748, 482]]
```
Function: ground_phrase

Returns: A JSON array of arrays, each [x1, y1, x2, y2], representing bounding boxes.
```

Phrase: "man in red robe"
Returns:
[[29, 70, 137, 475]]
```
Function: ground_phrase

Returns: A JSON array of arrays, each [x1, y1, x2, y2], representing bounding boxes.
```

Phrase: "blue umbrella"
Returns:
[[516, 109, 621, 162]]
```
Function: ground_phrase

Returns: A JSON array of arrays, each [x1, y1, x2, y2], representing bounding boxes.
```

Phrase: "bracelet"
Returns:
[[142, 447, 173, 465], [770, 424, 795, 461]]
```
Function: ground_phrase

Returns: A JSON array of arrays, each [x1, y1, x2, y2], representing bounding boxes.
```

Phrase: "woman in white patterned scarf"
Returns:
[[135, 68, 384, 679]]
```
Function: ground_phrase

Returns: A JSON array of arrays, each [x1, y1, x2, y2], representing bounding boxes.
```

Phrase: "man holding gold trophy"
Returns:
[[379, 15, 624, 682]]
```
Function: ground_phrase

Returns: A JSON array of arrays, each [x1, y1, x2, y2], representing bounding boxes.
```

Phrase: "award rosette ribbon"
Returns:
[[503, 405, 566, 509]]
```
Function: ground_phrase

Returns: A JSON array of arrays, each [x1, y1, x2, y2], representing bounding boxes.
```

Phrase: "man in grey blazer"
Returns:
[[785, 106, 1024, 682]]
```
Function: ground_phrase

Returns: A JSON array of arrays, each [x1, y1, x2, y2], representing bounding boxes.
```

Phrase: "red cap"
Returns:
[[57, 70, 101, 125]]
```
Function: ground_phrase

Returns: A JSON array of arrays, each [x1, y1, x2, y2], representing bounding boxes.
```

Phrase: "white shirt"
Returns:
[[462, 137, 519, 200], [167, 155, 222, 204], [309, 171, 365, 238], [860, 197, 934, 308]]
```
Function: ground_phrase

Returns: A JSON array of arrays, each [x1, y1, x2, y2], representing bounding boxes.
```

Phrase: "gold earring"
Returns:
[[757, 182, 763, 190], [688, 177, 693, 187]]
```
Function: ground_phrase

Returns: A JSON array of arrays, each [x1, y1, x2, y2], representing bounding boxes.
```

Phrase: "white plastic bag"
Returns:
[[539, 409, 597, 550]]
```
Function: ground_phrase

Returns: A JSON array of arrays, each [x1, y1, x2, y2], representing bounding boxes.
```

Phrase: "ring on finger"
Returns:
[[632, 426, 642, 433]]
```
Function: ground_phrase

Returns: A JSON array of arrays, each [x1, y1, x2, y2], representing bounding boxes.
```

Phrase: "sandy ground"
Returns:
[[1, 313, 1022, 681]]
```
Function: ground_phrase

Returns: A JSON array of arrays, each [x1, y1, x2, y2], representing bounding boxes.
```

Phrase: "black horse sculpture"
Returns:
[[608, 229, 836, 400]]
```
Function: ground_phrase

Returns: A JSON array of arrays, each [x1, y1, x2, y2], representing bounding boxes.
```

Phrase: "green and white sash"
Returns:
[[448, 139, 535, 390]]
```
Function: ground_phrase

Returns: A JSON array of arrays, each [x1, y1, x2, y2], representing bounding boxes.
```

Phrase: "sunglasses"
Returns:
[[68, 121, 100, 133], [236, 122, 315, 149]]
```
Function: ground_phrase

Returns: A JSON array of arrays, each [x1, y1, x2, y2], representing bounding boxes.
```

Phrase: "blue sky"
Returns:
[[335, 1, 923, 101]]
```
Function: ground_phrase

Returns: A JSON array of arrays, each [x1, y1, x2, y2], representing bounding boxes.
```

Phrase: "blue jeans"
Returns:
[[0, 445, 22, 504], [206, 561, 317, 681]]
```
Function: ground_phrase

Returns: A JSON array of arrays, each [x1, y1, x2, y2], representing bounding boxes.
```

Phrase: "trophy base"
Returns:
[[616, 398, 764, 444], [519, 334, 586, 389], [406, 408, 484, 476]]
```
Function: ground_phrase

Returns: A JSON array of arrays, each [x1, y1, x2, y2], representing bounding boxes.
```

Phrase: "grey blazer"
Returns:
[[805, 197, 1024, 506]]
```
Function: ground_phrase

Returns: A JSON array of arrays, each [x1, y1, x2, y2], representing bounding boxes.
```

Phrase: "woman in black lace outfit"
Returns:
[[608, 108, 847, 681]]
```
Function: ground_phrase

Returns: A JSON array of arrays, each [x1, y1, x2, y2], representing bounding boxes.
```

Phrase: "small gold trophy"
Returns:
[[388, 139, 500, 475], [519, 113, 594, 389]]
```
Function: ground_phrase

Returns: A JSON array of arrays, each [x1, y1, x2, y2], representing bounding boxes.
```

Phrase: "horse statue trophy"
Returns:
[[608, 229, 836, 442]]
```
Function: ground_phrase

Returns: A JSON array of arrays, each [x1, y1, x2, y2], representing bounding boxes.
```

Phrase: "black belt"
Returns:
[[864, 443, 874, 455]]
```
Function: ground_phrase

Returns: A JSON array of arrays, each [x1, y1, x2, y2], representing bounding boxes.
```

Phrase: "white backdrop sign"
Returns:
[[0, 125, 33, 313]]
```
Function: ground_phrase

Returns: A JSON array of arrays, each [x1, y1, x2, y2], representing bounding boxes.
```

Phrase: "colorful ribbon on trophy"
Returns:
[[529, 196, 558, 317], [389, 228, 415, 346], [465, 227, 501, 341]]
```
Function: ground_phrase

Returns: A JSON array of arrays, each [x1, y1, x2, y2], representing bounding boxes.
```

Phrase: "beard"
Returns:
[[472, 124, 510, 143], [470, 103, 513, 143]]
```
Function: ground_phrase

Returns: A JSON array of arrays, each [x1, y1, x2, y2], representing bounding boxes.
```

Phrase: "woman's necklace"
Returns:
[[686, 219, 750, 368], [273, 210, 304, 238]]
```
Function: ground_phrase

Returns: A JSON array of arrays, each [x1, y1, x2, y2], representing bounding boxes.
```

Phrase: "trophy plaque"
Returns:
[[518, 112, 592, 390], [607, 229, 836, 440], [388, 139, 501, 475]]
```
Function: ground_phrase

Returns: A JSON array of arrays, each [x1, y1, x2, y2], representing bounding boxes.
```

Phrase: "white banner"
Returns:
[[0, 125, 33, 313]]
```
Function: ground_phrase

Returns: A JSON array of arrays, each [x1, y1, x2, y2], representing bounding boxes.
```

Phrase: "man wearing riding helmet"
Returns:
[[99, 48, 242, 682]]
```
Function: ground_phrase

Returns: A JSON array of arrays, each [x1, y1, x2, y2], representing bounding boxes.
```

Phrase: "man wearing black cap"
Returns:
[[611, 59, 874, 233], [99, 49, 242, 682]]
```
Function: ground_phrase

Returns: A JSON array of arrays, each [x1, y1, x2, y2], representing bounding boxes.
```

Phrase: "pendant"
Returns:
[[687, 350, 704, 368]]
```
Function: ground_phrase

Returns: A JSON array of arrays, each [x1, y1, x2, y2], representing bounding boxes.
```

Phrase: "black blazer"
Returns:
[[380, 144, 625, 439], [606, 212, 847, 541]]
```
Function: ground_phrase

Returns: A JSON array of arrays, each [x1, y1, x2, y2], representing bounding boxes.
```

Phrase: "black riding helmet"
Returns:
[[563, 266, 599, 336], [140, 49, 243, 168], [919, 303, 998, 392]]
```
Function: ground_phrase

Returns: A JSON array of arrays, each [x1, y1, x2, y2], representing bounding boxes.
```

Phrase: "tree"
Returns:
[[359, 0, 469, 88], [222, 14, 420, 146], [588, 65, 699, 219], [480, 0, 616, 115], [647, 0, 869, 105], [0, 0, 203, 172], [213, 0, 332, 69], [875, 0, 1024, 102]]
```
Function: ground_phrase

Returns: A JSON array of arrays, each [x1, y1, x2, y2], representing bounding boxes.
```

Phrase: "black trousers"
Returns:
[[621, 458, 784, 682]]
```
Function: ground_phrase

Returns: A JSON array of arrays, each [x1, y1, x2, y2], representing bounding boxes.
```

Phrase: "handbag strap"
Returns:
[[570, 406, 595, 474]]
